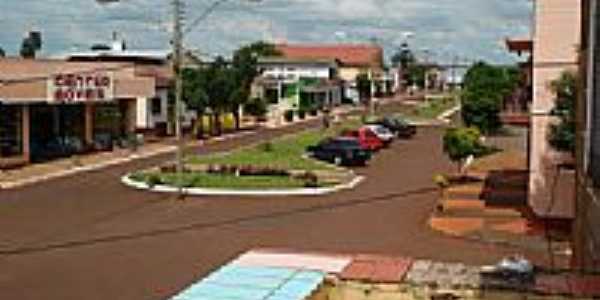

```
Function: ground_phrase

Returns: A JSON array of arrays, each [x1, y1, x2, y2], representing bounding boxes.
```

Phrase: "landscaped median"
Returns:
[[122, 123, 365, 196]]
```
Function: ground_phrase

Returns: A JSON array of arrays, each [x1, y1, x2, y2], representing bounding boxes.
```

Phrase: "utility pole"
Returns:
[[172, 0, 185, 197]]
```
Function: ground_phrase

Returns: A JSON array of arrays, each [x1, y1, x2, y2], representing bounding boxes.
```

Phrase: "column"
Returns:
[[22, 105, 30, 162], [84, 103, 94, 146]]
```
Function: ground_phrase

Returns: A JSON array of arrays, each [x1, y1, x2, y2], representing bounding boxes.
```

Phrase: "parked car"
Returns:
[[306, 137, 372, 166], [363, 124, 395, 145], [366, 116, 417, 139], [341, 127, 384, 151]]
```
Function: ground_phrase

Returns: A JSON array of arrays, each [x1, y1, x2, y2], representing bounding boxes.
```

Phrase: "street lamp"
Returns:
[[96, 0, 262, 197]]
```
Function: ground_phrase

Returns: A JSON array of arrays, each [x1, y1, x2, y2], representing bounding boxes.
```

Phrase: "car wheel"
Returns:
[[333, 156, 343, 166]]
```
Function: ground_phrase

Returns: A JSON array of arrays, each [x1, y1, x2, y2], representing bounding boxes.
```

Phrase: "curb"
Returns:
[[437, 104, 462, 124], [120, 173, 365, 197]]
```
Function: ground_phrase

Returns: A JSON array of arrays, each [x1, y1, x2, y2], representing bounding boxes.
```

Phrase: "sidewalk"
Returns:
[[428, 131, 572, 267], [0, 104, 360, 190], [170, 248, 600, 300]]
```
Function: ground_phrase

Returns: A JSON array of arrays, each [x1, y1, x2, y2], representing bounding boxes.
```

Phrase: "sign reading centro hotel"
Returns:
[[47, 73, 114, 102]]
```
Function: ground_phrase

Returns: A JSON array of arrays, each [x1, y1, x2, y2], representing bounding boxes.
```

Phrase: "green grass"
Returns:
[[187, 119, 362, 171], [405, 96, 458, 120], [132, 172, 317, 189]]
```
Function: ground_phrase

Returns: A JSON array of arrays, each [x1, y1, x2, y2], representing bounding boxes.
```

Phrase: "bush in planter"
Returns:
[[301, 172, 319, 188], [146, 173, 163, 188], [443, 127, 482, 173], [284, 110, 295, 122], [298, 109, 306, 120]]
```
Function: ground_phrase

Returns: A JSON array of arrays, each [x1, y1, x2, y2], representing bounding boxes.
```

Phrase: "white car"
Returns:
[[363, 124, 395, 144]]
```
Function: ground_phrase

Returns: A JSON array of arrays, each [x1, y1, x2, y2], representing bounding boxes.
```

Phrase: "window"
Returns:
[[151, 97, 162, 115]]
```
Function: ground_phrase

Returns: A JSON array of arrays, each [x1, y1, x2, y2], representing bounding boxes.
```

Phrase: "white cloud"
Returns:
[[0, 0, 533, 63]]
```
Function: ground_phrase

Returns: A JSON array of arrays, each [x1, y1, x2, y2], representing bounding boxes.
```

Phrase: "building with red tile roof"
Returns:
[[275, 44, 385, 103], [276, 44, 383, 69]]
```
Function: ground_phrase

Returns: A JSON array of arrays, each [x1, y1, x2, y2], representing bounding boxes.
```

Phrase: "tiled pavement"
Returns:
[[183, 249, 600, 299]]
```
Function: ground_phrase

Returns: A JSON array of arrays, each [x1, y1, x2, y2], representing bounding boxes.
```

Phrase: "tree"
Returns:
[[443, 127, 482, 173], [182, 68, 209, 139], [356, 73, 371, 102], [244, 97, 268, 121], [391, 43, 415, 69], [0, 47, 5, 58], [405, 64, 426, 88], [230, 42, 280, 130], [548, 71, 577, 154], [20, 37, 37, 59], [181, 41, 279, 136], [206, 57, 236, 136], [461, 62, 519, 134]]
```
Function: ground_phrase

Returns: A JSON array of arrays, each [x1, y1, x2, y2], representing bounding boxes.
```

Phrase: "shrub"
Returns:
[[244, 97, 268, 119], [443, 127, 482, 173], [300, 172, 319, 188], [284, 110, 295, 122], [259, 141, 274, 152], [146, 174, 163, 188], [298, 109, 306, 119]]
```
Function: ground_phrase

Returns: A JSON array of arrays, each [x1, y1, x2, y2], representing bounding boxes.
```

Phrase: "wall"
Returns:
[[529, 0, 581, 217], [339, 67, 364, 83], [262, 64, 331, 80]]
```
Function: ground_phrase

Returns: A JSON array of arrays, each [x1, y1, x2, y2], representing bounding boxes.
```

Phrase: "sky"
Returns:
[[0, 0, 532, 64]]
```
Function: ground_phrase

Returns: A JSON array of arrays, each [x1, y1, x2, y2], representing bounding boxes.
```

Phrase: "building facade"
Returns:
[[528, 0, 581, 219], [275, 44, 384, 103], [574, 0, 600, 271], [0, 58, 166, 165], [252, 57, 343, 124]]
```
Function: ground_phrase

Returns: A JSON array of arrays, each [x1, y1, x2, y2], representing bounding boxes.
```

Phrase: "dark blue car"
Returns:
[[307, 137, 372, 166]]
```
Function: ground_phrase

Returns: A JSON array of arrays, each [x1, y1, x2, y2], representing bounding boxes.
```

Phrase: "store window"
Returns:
[[0, 105, 23, 157]]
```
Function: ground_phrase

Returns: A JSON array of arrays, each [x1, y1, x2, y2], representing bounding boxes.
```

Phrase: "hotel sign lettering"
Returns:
[[48, 73, 114, 102]]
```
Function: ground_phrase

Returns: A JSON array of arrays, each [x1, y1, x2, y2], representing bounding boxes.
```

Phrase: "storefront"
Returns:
[[0, 59, 166, 166]]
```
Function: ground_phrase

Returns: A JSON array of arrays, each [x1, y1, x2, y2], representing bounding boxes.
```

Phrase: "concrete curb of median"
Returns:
[[120, 173, 366, 197]]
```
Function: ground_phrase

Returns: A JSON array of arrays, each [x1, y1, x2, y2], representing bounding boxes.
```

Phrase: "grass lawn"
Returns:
[[403, 95, 458, 120], [187, 119, 362, 171], [131, 172, 319, 189], [129, 118, 362, 190]]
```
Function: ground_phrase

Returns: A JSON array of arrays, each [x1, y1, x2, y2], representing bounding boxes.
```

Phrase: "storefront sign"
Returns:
[[48, 73, 114, 102]]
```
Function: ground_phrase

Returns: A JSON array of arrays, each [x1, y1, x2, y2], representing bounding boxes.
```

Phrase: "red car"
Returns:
[[341, 127, 384, 151]]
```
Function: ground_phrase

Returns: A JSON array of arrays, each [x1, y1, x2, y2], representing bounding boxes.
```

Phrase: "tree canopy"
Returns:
[[461, 62, 520, 134], [443, 127, 483, 172], [181, 41, 280, 136], [391, 43, 415, 69], [20, 37, 37, 58]]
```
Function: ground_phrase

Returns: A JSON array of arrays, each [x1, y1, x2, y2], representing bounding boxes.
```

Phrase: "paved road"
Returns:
[[0, 111, 532, 299]]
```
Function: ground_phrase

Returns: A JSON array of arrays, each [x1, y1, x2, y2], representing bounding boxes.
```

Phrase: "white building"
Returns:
[[252, 57, 343, 124]]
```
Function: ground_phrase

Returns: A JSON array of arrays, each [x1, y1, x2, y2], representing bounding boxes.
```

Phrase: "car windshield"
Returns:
[[374, 127, 390, 134]]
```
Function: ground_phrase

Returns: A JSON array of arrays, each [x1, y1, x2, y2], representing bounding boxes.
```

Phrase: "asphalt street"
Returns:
[[0, 111, 537, 300]]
